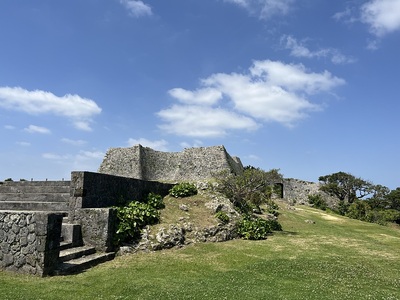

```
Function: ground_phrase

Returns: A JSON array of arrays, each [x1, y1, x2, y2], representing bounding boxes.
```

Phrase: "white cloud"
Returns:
[[158, 105, 259, 137], [120, 0, 152, 18], [127, 138, 169, 151], [168, 88, 222, 106], [61, 138, 87, 146], [0, 86, 101, 131], [361, 0, 400, 36], [24, 125, 51, 134], [4, 125, 15, 130], [223, 0, 294, 19], [224, 0, 249, 8], [248, 60, 345, 94], [333, 6, 358, 23], [158, 60, 344, 137], [260, 0, 294, 19], [280, 35, 356, 64]]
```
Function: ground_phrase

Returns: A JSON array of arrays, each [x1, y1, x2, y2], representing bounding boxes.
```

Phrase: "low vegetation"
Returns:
[[169, 182, 198, 198], [114, 193, 164, 244], [1, 202, 399, 300], [316, 171, 400, 225], [214, 167, 283, 240]]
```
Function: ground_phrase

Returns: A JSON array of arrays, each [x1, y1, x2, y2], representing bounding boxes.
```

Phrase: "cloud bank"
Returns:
[[361, 0, 400, 37], [0, 86, 101, 131], [158, 60, 345, 138]]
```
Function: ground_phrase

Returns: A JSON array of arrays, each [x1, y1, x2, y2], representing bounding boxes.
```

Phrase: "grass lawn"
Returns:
[[1, 203, 399, 300]]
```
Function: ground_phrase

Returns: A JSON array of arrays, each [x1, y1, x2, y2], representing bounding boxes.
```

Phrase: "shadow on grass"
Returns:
[[275, 231, 298, 236]]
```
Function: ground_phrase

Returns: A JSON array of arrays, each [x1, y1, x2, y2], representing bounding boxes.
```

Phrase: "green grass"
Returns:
[[1, 203, 399, 300]]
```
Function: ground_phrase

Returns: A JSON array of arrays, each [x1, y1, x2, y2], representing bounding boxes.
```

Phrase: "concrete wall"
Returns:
[[69, 171, 174, 210], [0, 211, 63, 276], [98, 145, 244, 181], [70, 208, 116, 252]]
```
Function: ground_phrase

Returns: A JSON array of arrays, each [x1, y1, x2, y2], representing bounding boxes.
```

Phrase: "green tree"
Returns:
[[367, 184, 391, 210], [385, 188, 400, 211], [318, 172, 374, 203], [346, 200, 372, 222], [214, 167, 283, 212]]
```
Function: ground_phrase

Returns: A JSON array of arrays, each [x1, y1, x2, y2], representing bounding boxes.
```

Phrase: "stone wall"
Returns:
[[283, 178, 338, 207], [69, 171, 174, 210], [70, 208, 116, 252], [0, 211, 63, 276], [98, 145, 244, 182]]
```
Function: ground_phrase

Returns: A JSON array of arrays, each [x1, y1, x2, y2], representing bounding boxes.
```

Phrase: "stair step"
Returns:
[[59, 241, 73, 251], [54, 252, 115, 275], [0, 193, 69, 202], [59, 245, 96, 262], [0, 186, 70, 194], [0, 201, 68, 211]]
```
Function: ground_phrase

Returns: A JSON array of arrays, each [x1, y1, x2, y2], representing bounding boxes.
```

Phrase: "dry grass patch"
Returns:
[[158, 194, 217, 227]]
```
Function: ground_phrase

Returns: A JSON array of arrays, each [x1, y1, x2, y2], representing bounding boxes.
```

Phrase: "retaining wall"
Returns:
[[0, 211, 62, 276], [69, 171, 174, 209]]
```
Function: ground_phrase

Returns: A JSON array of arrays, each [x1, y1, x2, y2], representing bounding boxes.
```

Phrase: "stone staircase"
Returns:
[[0, 180, 70, 211], [0, 180, 115, 275], [54, 216, 115, 275]]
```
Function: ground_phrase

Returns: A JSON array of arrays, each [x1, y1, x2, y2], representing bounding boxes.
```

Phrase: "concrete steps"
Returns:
[[0, 193, 69, 202], [0, 201, 69, 211], [0, 180, 70, 211], [54, 218, 115, 275], [54, 246, 115, 275]]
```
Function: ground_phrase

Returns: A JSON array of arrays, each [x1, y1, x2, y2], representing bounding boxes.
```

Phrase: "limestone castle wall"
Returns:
[[98, 145, 244, 182]]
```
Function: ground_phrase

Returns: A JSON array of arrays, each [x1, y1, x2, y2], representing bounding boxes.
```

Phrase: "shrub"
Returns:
[[146, 192, 165, 209], [268, 219, 283, 231], [237, 215, 273, 240], [308, 194, 327, 210], [114, 197, 162, 244], [169, 182, 198, 198], [214, 168, 283, 213], [4, 178, 13, 182], [215, 211, 230, 224]]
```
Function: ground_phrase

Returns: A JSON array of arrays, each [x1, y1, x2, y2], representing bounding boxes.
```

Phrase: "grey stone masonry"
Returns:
[[98, 144, 244, 182], [69, 171, 174, 210], [0, 211, 63, 276], [0, 180, 70, 212]]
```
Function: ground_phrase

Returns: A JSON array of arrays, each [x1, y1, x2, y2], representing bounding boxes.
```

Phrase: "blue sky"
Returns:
[[1, 0, 399, 189]]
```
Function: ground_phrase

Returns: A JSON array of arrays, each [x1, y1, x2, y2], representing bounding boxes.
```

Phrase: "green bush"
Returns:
[[268, 219, 283, 231], [237, 215, 273, 240], [215, 211, 230, 224], [214, 168, 283, 213], [146, 192, 165, 209], [308, 194, 327, 210], [169, 182, 198, 198], [115, 197, 162, 244]]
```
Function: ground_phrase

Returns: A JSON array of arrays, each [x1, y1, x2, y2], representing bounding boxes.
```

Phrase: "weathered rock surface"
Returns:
[[99, 145, 243, 181]]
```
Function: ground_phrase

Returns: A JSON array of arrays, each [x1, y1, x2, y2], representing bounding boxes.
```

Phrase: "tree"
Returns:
[[214, 167, 283, 212], [346, 200, 372, 222], [318, 172, 374, 203], [384, 188, 400, 211], [367, 184, 391, 210]]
